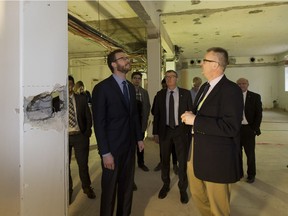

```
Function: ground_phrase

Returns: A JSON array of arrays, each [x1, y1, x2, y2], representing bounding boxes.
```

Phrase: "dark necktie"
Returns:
[[122, 81, 129, 107], [69, 97, 77, 127], [169, 91, 175, 128], [196, 83, 210, 111]]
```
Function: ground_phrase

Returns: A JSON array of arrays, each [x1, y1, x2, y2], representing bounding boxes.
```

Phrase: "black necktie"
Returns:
[[196, 83, 210, 106], [169, 91, 175, 128], [122, 81, 129, 106]]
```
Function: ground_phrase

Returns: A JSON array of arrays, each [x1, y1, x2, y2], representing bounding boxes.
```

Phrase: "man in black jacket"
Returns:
[[181, 47, 243, 216], [237, 77, 263, 183], [153, 70, 192, 204], [68, 75, 95, 204]]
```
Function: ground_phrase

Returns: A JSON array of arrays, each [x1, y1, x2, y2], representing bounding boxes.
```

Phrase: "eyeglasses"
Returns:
[[202, 59, 219, 64], [132, 77, 142, 80], [114, 56, 130, 62], [165, 75, 177, 79]]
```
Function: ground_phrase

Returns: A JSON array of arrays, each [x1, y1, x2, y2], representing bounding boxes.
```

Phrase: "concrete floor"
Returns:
[[69, 109, 288, 216]]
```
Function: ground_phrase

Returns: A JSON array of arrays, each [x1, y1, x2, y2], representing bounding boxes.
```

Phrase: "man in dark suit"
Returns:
[[152, 78, 179, 174], [92, 49, 144, 216], [237, 77, 262, 183], [181, 47, 243, 216], [68, 75, 95, 204], [153, 70, 192, 204]]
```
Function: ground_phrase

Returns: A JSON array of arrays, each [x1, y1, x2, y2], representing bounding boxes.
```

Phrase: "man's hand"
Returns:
[[181, 111, 195, 125], [153, 135, 159, 143], [102, 153, 115, 170], [138, 140, 144, 152]]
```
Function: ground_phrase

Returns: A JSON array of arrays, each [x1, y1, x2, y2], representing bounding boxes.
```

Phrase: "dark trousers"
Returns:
[[69, 133, 91, 192], [136, 132, 145, 166], [160, 127, 188, 192], [159, 142, 178, 165], [240, 125, 256, 177], [100, 148, 135, 216]]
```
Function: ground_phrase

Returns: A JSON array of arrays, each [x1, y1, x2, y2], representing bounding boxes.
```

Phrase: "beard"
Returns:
[[117, 63, 131, 74]]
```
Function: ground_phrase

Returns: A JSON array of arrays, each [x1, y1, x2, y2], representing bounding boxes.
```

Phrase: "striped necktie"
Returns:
[[69, 97, 77, 127]]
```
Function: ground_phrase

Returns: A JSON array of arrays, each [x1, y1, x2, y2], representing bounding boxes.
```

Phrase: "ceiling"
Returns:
[[68, 0, 288, 68]]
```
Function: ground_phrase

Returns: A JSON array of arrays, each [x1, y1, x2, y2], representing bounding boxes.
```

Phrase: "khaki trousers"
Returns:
[[187, 143, 231, 216]]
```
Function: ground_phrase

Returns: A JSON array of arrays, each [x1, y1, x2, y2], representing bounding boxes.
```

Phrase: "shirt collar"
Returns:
[[208, 74, 224, 88], [113, 73, 126, 85]]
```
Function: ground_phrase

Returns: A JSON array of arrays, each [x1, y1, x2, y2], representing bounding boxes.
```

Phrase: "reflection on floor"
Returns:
[[69, 109, 288, 216]]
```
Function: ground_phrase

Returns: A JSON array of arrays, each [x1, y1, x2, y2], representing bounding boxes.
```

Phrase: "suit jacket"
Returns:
[[92, 75, 142, 156], [153, 87, 193, 138], [137, 86, 151, 133], [193, 75, 243, 183], [244, 91, 262, 136], [74, 93, 92, 137]]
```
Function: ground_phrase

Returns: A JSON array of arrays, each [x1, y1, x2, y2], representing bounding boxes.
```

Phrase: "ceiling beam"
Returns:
[[127, 0, 175, 59]]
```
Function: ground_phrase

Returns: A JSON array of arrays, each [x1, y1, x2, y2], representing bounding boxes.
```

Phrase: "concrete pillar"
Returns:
[[146, 38, 162, 137], [0, 1, 68, 215]]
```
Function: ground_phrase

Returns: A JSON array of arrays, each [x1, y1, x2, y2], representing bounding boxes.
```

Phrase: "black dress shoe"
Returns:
[[158, 185, 170, 199], [83, 186, 96, 199], [133, 182, 138, 191], [246, 176, 255, 183], [69, 189, 73, 205], [180, 191, 189, 204], [154, 162, 161, 171], [139, 164, 149, 172]]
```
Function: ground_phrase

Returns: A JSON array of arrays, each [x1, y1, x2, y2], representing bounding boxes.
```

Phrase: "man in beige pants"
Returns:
[[182, 47, 243, 216]]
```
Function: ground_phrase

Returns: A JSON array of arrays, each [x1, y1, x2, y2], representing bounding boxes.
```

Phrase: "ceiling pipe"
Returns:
[[68, 13, 128, 52]]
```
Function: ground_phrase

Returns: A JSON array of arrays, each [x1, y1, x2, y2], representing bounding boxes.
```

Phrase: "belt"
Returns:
[[69, 131, 81, 136], [166, 125, 179, 129]]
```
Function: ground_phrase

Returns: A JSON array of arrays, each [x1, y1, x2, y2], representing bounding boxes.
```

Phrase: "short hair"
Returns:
[[131, 71, 142, 79], [165, 69, 178, 77], [107, 49, 125, 73], [193, 76, 202, 83], [206, 47, 229, 70], [161, 78, 166, 84], [68, 75, 74, 84], [75, 80, 84, 88]]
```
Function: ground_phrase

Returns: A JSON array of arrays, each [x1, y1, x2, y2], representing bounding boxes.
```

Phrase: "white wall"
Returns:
[[0, 2, 21, 215], [277, 64, 288, 110], [0, 1, 68, 215], [180, 64, 284, 109], [69, 60, 111, 93]]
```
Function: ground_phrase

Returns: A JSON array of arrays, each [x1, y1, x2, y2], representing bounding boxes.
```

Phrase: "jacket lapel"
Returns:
[[201, 75, 227, 106]]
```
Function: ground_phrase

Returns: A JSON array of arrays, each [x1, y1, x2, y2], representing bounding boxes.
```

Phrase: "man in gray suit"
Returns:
[[131, 71, 151, 172]]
